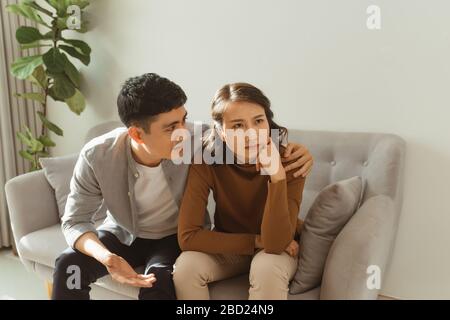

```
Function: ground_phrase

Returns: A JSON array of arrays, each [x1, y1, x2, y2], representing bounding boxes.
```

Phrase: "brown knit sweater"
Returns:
[[177, 158, 306, 256]]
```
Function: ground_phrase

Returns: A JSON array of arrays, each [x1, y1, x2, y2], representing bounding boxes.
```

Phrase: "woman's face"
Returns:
[[220, 101, 271, 163]]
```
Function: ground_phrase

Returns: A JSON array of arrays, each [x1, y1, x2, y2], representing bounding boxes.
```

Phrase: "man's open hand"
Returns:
[[103, 253, 156, 288]]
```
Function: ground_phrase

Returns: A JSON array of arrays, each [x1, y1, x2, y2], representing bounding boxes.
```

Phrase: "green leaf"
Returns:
[[59, 45, 90, 66], [38, 135, 56, 147], [19, 150, 35, 161], [23, 1, 54, 17], [48, 0, 70, 16], [24, 126, 33, 139], [29, 137, 44, 153], [43, 48, 66, 73], [16, 26, 44, 44], [20, 41, 52, 50], [65, 89, 85, 115], [61, 54, 80, 87], [74, 20, 89, 34], [11, 55, 43, 80], [56, 17, 69, 30], [17, 131, 32, 147], [37, 112, 64, 136], [48, 88, 64, 102], [69, 0, 90, 10], [6, 3, 48, 27], [14, 92, 46, 104], [28, 65, 48, 89], [43, 31, 54, 39], [50, 73, 76, 100], [19, 126, 43, 152], [62, 39, 91, 55]]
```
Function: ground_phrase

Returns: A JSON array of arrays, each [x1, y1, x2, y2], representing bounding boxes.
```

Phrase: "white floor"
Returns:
[[0, 249, 48, 300]]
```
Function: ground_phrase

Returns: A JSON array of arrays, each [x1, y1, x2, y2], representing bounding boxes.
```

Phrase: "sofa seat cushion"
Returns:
[[18, 221, 102, 269], [19, 223, 321, 300]]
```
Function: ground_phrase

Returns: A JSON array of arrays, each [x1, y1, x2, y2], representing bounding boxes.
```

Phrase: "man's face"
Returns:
[[130, 106, 188, 161]]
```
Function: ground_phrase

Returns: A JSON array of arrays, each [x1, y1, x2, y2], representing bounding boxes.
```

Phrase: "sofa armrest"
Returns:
[[320, 195, 397, 300], [5, 170, 59, 251]]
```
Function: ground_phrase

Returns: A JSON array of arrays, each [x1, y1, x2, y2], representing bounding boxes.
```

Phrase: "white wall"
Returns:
[[47, 0, 450, 299]]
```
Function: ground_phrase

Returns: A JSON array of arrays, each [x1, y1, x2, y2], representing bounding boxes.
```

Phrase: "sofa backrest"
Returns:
[[289, 130, 406, 220], [85, 122, 406, 220]]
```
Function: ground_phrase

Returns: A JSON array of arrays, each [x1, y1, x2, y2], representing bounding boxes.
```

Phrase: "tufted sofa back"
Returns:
[[289, 130, 406, 220], [86, 122, 406, 220]]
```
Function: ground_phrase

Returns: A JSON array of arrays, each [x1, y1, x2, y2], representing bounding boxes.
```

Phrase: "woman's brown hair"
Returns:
[[203, 82, 288, 155]]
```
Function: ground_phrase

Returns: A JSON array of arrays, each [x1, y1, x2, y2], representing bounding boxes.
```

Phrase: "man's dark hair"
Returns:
[[117, 73, 187, 132]]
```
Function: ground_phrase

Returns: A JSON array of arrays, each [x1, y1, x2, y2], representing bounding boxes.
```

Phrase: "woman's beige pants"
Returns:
[[173, 249, 298, 300]]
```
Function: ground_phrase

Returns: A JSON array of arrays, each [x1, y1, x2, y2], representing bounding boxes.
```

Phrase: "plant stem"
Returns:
[[41, 87, 48, 137]]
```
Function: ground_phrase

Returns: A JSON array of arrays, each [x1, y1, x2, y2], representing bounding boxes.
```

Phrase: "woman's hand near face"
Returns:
[[256, 139, 286, 183]]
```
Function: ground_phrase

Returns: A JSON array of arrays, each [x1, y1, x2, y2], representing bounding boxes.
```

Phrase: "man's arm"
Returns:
[[63, 151, 154, 287], [62, 151, 104, 248], [75, 232, 155, 287]]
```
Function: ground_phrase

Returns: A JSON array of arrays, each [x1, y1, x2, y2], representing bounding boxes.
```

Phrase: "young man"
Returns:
[[52, 73, 314, 300]]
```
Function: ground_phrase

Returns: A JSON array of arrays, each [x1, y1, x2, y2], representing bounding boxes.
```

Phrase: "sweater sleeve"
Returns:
[[178, 164, 256, 255], [260, 166, 306, 254]]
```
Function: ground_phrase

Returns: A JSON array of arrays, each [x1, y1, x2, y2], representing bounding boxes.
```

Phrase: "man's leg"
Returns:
[[52, 231, 144, 300], [137, 234, 181, 300]]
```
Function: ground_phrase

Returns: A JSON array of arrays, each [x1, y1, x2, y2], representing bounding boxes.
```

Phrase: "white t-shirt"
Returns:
[[133, 161, 179, 239]]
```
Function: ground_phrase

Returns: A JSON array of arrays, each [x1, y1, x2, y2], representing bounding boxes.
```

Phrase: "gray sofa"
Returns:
[[5, 121, 405, 300]]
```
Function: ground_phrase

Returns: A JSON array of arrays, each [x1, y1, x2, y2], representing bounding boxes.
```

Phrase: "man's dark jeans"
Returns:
[[52, 231, 180, 300]]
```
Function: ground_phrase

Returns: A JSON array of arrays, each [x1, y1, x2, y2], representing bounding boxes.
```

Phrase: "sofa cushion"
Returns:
[[39, 154, 107, 221], [94, 270, 321, 300], [39, 154, 78, 219], [20, 223, 321, 300], [290, 176, 363, 294], [18, 221, 102, 269]]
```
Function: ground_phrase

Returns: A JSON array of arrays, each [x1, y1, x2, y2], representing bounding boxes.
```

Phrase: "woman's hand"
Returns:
[[255, 235, 263, 249], [256, 139, 286, 183], [284, 240, 299, 257]]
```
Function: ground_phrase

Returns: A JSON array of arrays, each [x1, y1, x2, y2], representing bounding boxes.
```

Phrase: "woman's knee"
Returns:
[[249, 251, 295, 284], [172, 251, 209, 284]]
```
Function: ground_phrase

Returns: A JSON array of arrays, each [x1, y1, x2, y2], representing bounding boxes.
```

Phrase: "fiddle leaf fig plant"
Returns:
[[7, 0, 91, 171]]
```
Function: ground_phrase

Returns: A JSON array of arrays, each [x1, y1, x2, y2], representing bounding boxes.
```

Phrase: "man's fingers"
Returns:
[[137, 273, 155, 279], [300, 166, 313, 178], [284, 153, 311, 170], [282, 145, 306, 163], [128, 277, 155, 288], [283, 143, 294, 158], [293, 159, 314, 178]]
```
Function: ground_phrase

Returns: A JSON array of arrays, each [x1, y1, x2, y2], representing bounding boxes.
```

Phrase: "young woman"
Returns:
[[173, 83, 306, 300]]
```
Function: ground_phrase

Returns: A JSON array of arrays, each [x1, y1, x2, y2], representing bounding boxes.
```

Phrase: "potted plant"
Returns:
[[6, 0, 91, 171]]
